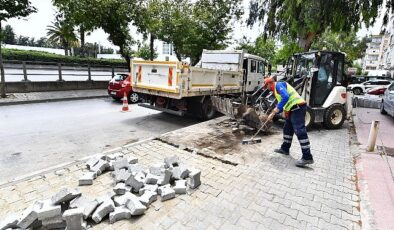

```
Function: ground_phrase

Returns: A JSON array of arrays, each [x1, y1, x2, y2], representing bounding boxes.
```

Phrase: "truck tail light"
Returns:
[[341, 92, 347, 99]]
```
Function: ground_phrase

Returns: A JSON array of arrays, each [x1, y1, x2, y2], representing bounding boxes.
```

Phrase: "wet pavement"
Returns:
[[0, 98, 198, 183]]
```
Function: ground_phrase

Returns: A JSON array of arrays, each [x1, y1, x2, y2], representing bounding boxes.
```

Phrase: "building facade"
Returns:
[[362, 34, 390, 73]]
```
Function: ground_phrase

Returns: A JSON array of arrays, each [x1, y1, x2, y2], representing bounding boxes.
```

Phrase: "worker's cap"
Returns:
[[263, 77, 275, 88]]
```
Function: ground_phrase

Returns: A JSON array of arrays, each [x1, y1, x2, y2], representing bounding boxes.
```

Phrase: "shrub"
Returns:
[[2, 48, 127, 67]]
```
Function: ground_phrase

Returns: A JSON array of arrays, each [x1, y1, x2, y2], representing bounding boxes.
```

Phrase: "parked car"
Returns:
[[347, 79, 391, 95], [107, 74, 139, 103], [380, 83, 394, 117], [366, 86, 387, 96]]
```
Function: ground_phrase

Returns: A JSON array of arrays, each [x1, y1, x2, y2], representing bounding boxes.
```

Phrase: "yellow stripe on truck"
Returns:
[[135, 84, 178, 93], [191, 84, 214, 87], [132, 60, 178, 65]]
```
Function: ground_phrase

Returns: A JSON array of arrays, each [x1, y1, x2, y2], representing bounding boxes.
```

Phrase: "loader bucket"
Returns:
[[211, 96, 271, 130]]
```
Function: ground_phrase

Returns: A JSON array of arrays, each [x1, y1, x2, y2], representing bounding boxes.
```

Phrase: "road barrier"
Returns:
[[0, 60, 128, 93]]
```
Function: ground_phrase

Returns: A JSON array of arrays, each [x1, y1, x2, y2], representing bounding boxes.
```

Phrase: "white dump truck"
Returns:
[[131, 50, 268, 120]]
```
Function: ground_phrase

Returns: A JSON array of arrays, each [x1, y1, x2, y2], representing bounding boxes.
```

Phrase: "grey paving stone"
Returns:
[[149, 163, 166, 176], [113, 158, 129, 170], [145, 173, 159, 185], [173, 179, 187, 194], [125, 195, 147, 216], [89, 159, 109, 176], [63, 208, 86, 230], [113, 183, 130, 195], [92, 199, 115, 223], [113, 192, 135, 206], [69, 195, 99, 219], [161, 186, 176, 201], [41, 215, 66, 229], [125, 172, 145, 193], [114, 168, 131, 183], [172, 166, 190, 180], [78, 172, 96, 186], [139, 184, 159, 195], [36, 199, 61, 220], [109, 206, 132, 224], [51, 188, 81, 205], [127, 156, 138, 164], [139, 190, 158, 206], [158, 169, 172, 185], [187, 169, 201, 189], [17, 201, 41, 229]]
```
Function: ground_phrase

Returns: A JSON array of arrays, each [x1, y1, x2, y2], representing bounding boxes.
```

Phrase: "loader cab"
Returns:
[[289, 51, 346, 107], [243, 54, 267, 92]]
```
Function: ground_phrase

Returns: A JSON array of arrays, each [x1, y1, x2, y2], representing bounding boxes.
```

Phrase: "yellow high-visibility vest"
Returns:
[[274, 83, 305, 112]]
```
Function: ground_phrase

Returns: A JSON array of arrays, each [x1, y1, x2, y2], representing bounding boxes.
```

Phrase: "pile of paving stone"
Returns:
[[0, 153, 201, 229]]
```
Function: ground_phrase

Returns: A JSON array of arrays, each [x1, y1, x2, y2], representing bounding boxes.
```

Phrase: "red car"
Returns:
[[108, 74, 140, 103], [366, 86, 387, 96]]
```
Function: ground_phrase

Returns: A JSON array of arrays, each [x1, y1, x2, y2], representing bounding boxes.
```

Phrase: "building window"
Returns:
[[163, 42, 173, 55]]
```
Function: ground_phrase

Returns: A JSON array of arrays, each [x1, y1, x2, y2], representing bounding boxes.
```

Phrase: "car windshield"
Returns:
[[114, 74, 127, 81]]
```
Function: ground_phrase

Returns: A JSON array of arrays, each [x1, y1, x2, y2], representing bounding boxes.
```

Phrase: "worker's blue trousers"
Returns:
[[280, 104, 313, 160]]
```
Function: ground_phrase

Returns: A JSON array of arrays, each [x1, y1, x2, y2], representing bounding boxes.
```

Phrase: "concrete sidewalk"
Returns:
[[0, 89, 108, 106], [0, 117, 361, 229], [352, 107, 394, 230]]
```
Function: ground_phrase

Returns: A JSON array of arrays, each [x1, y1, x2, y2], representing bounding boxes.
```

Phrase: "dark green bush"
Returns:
[[2, 48, 127, 67]]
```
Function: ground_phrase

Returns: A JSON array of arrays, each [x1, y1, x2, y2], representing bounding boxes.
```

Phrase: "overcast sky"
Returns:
[[5, 0, 384, 50]]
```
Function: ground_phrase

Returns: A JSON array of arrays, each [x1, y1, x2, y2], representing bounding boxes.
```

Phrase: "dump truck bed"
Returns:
[[131, 60, 244, 99]]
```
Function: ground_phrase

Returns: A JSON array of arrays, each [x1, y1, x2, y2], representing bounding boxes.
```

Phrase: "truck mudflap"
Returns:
[[211, 96, 270, 130]]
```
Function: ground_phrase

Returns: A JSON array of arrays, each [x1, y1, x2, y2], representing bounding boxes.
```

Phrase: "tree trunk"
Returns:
[[0, 20, 6, 98], [174, 48, 182, 63], [298, 32, 317, 52], [149, 33, 155, 61], [120, 47, 131, 72], [80, 26, 85, 57]]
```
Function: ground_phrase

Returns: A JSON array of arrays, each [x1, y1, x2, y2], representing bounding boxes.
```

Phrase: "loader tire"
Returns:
[[323, 104, 345, 129], [305, 107, 314, 130]]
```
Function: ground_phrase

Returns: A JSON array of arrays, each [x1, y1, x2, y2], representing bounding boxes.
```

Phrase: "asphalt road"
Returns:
[[0, 98, 198, 183]]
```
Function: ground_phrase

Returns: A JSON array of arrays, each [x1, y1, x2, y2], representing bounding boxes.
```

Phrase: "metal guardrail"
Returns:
[[2, 60, 128, 82]]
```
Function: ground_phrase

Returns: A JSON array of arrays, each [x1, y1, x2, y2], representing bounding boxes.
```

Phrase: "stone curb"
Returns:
[[0, 95, 108, 107]]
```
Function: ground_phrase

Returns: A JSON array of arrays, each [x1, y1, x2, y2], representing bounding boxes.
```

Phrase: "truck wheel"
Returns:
[[305, 107, 314, 130], [201, 98, 216, 120], [380, 101, 387, 115], [353, 88, 362, 95], [128, 92, 139, 104], [323, 104, 346, 129]]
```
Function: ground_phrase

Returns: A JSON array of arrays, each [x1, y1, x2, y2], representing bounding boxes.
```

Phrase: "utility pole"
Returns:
[[0, 20, 6, 98]]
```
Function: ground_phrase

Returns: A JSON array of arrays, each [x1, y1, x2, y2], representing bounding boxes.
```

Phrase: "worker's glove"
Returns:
[[268, 108, 279, 121], [267, 112, 275, 121]]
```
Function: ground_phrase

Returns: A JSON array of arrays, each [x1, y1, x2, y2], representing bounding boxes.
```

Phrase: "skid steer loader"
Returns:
[[212, 51, 348, 130]]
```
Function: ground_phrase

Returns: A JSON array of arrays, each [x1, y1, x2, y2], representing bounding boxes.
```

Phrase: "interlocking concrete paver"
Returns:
[[0, 119, 362, 229]]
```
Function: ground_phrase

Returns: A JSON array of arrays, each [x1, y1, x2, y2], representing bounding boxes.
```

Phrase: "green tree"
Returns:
[[147, 0, 242, 65], [53, 0, 138, 67], [1, 0, 37, 98], [46, 17, 79, 56], [134, 44, 158, 60], [237, 36, 276, 61], [247, 0, 393, 51], [2, 25, 16, 44], [311, 30, 368, 62], [272, 37, 302, 65]]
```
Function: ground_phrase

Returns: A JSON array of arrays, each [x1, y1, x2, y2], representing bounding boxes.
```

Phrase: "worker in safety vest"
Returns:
[[264, 77, 314, 167]]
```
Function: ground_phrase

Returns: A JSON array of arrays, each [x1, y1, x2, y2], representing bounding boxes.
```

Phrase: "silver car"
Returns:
[[380, 83, 394, 117]]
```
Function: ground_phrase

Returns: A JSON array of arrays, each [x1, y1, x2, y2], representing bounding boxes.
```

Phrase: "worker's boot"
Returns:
[[274, 148, 289, 155], [295, 158, 314, 167]]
